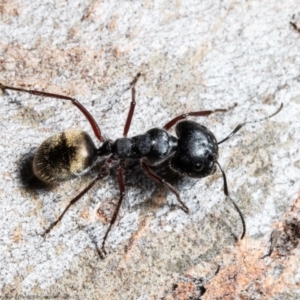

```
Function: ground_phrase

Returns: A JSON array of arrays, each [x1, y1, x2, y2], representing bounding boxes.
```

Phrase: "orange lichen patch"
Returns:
[[96, 208, 109, 224], [108, 15, 120, 32], [202, 238, 292, 299], [12, 225, 22, 243], [80, 2, 103, 21], [203, 194, 300, 300], [290, 192, 300, 212], [164, 281, 199, 300], [202, 239, 262, 300], [0, 1, 21, 19], [0, 44, 39, 71], [0, 43, 107, 89], [112, 44, 133, 58], [263, 255, 300, 295], [123, 217, 152, 259], [80, 209, 90, 221], [95, 197, 121, 225], [2, 172, 12, 180], [81, 8, 94, 21], [184, 261, 217, 280]]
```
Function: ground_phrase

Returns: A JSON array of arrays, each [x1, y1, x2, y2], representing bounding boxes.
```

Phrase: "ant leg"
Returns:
[[163, 108, 227, 131], [101, 159, 126, 255], [42, 155, 113, 237], [123, 73, 142, 137], [0, 83, 104, 142], [141, 161, 189, 213]]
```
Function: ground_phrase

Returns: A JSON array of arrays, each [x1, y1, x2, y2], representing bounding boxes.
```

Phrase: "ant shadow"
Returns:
[[17, 148, 187, 256], [18, 148, 49, 190]]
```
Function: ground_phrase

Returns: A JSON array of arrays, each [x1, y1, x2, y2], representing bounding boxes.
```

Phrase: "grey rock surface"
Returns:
[[0, 1, 300, 299]]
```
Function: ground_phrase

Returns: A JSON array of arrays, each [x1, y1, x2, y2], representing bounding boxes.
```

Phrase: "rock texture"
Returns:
[[0, 1, 300, 299]]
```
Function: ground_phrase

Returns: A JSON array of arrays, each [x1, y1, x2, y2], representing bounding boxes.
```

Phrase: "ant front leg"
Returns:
[[101, 159, 126, 255], [0, 82, 105, 142], [123, 73, 142, 137], [163, 108, 227, 131], [141, 160, 189, 213]]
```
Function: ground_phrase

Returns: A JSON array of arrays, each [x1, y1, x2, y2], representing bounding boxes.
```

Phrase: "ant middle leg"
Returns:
[[141, 160, 189, 213], [163, 108, 227, 131], [0, 82, 105, 142]]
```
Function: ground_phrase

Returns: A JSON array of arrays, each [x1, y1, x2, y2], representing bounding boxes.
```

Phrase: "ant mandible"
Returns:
[[0, 74, 283, 256]]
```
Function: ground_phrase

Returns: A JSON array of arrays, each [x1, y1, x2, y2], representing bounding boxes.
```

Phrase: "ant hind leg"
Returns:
[[101, 159, 126, 255], [0, 82, 105, 142]]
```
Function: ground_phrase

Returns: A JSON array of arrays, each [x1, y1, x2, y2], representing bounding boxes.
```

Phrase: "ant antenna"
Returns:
[[218, 103, 283, 145], [215, 103, 283, 239], [215, 161, 246, 239]]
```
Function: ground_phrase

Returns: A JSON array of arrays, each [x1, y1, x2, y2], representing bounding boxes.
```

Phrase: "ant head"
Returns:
[[170, 121, 219, 178]]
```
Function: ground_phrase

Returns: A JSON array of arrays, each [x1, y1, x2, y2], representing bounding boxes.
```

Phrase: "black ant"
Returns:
[[0, 74, 283, 256]]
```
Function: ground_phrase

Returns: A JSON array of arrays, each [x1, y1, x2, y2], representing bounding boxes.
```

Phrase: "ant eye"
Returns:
[[194, 163, 203, 171], [207, 154, 215, 161]]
